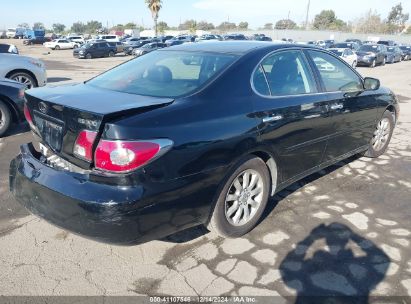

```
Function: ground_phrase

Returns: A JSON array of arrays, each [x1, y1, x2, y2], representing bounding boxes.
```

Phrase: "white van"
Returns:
[[98, 35, 119, 42], [6, 28, 16, 38]]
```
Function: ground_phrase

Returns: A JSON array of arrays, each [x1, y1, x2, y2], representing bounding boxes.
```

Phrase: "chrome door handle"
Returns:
[[262, 115, 283, 123], [330, 104, 344, 110]]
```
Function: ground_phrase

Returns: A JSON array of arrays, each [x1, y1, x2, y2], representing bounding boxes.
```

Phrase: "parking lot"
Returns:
[[1, 39, 411, 299]]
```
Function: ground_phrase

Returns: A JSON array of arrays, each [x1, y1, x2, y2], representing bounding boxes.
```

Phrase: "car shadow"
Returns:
[[47, 77, 72, 83], [279, 222, 390, 303], [161, 155, 362, 244]]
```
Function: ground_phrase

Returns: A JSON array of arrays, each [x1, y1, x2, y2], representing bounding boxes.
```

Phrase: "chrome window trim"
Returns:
[[250, 47, 320, 100]]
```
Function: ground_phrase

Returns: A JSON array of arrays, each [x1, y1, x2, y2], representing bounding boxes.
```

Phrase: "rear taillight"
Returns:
[[73, 130, 98, 162], [23, 104, 34, 128], [95, 139, 173, 173]]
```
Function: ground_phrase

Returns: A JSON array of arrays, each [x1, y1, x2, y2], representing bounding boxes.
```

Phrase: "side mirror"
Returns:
[[364, 77, 380, 91]]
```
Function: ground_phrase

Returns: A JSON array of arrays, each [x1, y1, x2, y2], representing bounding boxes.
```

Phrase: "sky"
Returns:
[[1, 0, 410, 30]]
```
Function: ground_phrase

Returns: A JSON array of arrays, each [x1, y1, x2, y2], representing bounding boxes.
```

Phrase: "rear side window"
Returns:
[[308, 50, 363, 92], [87, 51, 238, 97], [253, 50, 317, 96]]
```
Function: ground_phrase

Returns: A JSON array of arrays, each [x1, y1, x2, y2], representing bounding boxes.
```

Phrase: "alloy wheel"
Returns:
[[0, 108, 4, 129], [372, 118, 391, 152], [225, 169, 264, 226], [11, 75, 34, 89]]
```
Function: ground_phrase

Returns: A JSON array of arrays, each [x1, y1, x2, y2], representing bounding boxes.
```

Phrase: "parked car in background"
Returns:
[[23, 37, 50, 45], [331, 42, 360, 52], [0, 30, 6, 39], [399, 45, 411, 60], [224, 34, 247, 41], [0, 79, 26, 136], [196, 34, 221, 42], [44, 39, 78, 50], [13, 42, 398, 244], [0, 44, 19, 54], [356, 44, 386, 67], [255, 36, 272, 42], [328, 48, 358, 67], [108, 42, 125, 54], [124, 40, 152, 55], [165, 35, 192, 45], [6, 28, 25, 39], [377, 40, 395, 46], [157, 35, 174, 43], [386, 46, 403, 64], [98, 35, 119, 42], [73, 41, 116, 59], [0, 53, 46, 88], [345, 39, 362, 46], [132, 42, 167, 57], [66, 36, 85, 44]]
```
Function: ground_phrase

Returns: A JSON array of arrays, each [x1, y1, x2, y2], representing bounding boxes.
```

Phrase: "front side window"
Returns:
[[254, 50, 316, 96], [87, 51, 238, 98], [308, 50, 363, 92]]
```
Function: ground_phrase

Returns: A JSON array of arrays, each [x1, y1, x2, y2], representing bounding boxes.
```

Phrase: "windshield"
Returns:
[[87, 51, 238, 98], [359, 45, 378, 52], [82, 43, 94, 49]]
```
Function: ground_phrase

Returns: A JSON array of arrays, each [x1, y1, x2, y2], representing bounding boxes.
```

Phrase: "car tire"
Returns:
[[207, 156, 271, 238], [0, 101, 12, 137], [370, 59, 376, 68], [73, 45, 78, 49], [55, 45, 60, 50], [108, 51, 115, 57], [364, 110, 394, 158], [382, 58, 386, 66], [352, 61, 357, 68], [8, 72, 37, 89], [86, 53, 92, 59]]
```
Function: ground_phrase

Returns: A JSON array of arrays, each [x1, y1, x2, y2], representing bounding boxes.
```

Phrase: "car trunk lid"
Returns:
[[25, 83, 174, 169]]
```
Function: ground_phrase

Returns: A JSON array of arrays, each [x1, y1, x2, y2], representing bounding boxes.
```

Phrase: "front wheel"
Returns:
[[0, 101, 12, 137], [364, 111, 394, 158], [55, 45, 60, 50], [86, 53, 92, 59], [108, 51, 115, 57], [382, 58, 386, 66], [370, 59, 376, 68], [352, 61, 357, 68], [207, 156, 270, 238]]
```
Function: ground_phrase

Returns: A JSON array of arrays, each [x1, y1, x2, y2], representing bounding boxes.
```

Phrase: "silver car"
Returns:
[[0, 53, 47, 89]]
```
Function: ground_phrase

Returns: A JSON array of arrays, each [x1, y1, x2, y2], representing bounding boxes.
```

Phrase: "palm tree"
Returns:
[[145, 0, 162, 36]]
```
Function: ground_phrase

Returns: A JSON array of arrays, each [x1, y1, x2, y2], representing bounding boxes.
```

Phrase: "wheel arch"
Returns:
[[0, 95, 19, 124], [5, 69, 38, 87], [249, 150, 279, 196], [386, 105, 397, 123]]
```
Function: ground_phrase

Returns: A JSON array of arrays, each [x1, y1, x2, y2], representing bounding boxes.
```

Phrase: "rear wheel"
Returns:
[[108, 51, 115, 57], [207, 156, 270, 238], [0, 101, 12, 137], [86, 53, 92, 59], [55, 45, 60, 50], [364, 111, 394, 158]]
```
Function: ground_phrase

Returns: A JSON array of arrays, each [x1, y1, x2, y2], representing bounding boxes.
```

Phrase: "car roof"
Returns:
[[162, 41, 307, 55]]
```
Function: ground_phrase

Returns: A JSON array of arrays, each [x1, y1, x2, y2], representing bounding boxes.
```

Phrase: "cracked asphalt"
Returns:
[[0, 40, 410, 299]]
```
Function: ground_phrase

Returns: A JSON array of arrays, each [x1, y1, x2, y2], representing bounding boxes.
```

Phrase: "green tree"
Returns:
[[52, 23, 66, 33], [33, 22, 45, 29], [275, 19, 297, 30], [197, 20, 215, 30], [178, 19, 197, 31], [71, 22, 86, 34], [238, 21, 249, 30], [145, 0, 162, 36], [157, 21, 169, 34], [386, 3, 409, 33], [313, 10, 347, 30], [124, 22, 137, 29], [85, 21, 102, 33], [217, 22, 237, 31], [263, 23, 273, 30]]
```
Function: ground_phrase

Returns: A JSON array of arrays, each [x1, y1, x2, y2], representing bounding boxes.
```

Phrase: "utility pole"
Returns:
[[305, 0, 311, 30]]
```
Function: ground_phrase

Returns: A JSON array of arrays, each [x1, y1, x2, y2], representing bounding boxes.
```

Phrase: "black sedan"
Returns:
[[73, 42, 116, 59], [132, 42, 167, 57], [0, 79, 26, 136], [11, 42, 399, 245], [356, 44, 387, 67]]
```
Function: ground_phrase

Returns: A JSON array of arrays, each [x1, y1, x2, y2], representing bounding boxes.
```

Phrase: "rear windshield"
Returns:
[[87, 51, 238, 97], [359, 45, 378, 52]]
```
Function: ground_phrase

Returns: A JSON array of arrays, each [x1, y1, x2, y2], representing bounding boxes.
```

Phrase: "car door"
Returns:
[[252, 49, 333, 182], [306, 49, 380, 161]]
